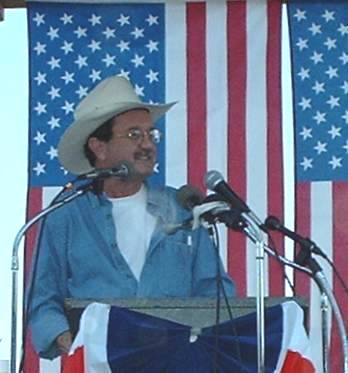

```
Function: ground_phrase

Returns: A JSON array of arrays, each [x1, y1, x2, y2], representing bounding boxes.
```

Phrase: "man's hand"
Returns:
[[56, 330, 72, 354]]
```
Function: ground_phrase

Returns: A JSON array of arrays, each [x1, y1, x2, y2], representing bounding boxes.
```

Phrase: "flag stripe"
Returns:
[[186, 2, 207, 191], [226, 0, 248, 297]]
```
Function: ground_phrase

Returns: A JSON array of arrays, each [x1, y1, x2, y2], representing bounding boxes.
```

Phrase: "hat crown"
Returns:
[[74, 76, 142, 121]]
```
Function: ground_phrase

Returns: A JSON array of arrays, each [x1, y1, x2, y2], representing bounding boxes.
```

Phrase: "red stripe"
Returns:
[[266, 0, 284, 296], [281, 350, 315, 373], [295, 183, 311, 298], [226, 1, 247, 296], [186, 2, 207, 191], [62, 347, 85, 373], [24, 188, 43, 373], [331, 182, 348, 373]]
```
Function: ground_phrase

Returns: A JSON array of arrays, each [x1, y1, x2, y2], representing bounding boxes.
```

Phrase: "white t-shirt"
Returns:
[[108, 185, 157, 281]]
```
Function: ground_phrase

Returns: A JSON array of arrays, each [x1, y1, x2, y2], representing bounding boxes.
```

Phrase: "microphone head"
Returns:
[[114, 161, 135, 179], [264, 215, 282, 230], [177, 185, 204, 210], [204, 170, 224, 190]]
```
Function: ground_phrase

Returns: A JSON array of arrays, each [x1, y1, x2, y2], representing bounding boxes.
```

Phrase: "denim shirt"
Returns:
[[29, 185, 236, 359]]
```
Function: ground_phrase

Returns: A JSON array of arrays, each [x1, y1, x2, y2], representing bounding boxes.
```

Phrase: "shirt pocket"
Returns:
[[158, 240, 193, 297]]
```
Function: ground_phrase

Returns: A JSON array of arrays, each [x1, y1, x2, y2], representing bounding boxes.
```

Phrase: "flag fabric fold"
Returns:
[[63, 301, 314, 373]]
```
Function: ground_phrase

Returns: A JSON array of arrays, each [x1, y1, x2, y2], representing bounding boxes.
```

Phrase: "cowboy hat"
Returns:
[[58, 75, 176, 175]]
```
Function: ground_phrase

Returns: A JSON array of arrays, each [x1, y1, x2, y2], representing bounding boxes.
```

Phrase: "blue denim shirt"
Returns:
[[29, 185, 235, 359]]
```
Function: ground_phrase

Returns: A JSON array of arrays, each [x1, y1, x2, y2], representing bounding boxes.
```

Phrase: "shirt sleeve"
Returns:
[[28, 214, 71, 359], [190, 227, 236, 297]]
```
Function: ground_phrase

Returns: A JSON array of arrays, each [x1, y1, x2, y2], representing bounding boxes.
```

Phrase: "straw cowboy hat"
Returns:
[[58, 75, 176, 175]]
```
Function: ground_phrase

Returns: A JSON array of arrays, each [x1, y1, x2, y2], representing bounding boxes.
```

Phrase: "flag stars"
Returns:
[[339, 52, 348, 65], [323, 37, 336, 50], [47, 56, 61, 70], [308, 23, 321, 35], [89, 69, 102, 83], [47, 116, 60, 130], [314, 141, 327, 155], [47, 86, 61, 100], [312, 81, 325, 94], [299, 126, 312, 140], [62, 100, 75, 115], [61, 71, 75, 85], [326, 95, 340, 109], [146, 40, 159, 53], [328, 125, 341, 139], [329, 156, 342, 170], [135, 84, 145, 97], [33, 12, 45, 26], [313, 111, 326, 124], [89, 13, 102, 26], [322, 9, 335, 22], [34, 72, 47, 86], [88, 39, 101, 52], [146, 69, 159, 83], [131, 27, 145, 39], [34, 102, 47, 115], [296, 37, 308, 51], [74, 26, 87, 38], [298, 97, 311, 110], [310, 51, 323, 64], [341, 81, 348, 94], [117, 13, 130, 26], [33, 42, 46, 55], [338, 23, 348, 36], [117, 40, 130, 52], [146, 14, 159, 26], [298, 67, 310, 80], [33, 131, 46, 145], [74, 55, 88, 69], [343, 140, 348, 153], [300, 157, 313, 171], [154, 162, 160, 173], [46, 146, 58, 160], [61, 40, 74, 55], [293, 9, 306, 21], [47, 26, 59, 40], [60, 13, 73, 25], [76, 85, 89, 99], [131, 53, 145, 68], [118, 69, 130, 79], [102, 27, 116, 39], [325, 66, 338, 79], [33, 162, 46, 176], [342, 111, 348, 124], [102, 53, 116, 67]]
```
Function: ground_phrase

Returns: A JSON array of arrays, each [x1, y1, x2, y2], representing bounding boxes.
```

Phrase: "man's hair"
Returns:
[[83, 117, 114, 166]]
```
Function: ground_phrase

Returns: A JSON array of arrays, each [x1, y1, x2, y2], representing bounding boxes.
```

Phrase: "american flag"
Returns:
[[25, 0, 283, 371], [288, 1, 348, 372]]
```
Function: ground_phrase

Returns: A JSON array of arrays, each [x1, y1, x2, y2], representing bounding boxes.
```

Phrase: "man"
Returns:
[[29, 75, 235, 359]]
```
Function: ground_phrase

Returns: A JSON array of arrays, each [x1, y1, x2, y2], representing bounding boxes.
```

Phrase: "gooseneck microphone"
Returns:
[[204, 170, 249, 213], [77, 162, 133, 180]]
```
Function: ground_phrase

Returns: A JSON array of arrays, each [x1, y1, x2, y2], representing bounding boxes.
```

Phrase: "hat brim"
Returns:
[[58, 101, 175, 175]]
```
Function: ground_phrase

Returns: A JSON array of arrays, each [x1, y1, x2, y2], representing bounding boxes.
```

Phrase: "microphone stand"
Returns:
[[241, 213, 267, 373], [10, 185, 91, 373], [295, 246, 348, 373]]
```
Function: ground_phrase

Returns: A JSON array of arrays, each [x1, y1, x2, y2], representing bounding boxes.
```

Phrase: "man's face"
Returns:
[[93, 109, 157, 179]]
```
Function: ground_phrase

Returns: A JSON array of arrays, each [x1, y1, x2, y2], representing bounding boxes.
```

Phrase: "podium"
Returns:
[[65, 296, 308, 337]]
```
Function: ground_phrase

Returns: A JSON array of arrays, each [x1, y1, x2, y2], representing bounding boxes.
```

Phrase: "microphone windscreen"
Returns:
[[204, 170, 223, 190], [176, 185, 204, 210], [264, 216, 282, 230]]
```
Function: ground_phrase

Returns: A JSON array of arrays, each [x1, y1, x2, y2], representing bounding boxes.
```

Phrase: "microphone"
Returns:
[[204, 170, 249, 213], [264, 215, 325, 257], [77, 162, 132, 180], [176, 184, 204, 210]]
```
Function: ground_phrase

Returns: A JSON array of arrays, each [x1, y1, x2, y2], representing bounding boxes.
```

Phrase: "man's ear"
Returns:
[[87, 137, 107, 161]]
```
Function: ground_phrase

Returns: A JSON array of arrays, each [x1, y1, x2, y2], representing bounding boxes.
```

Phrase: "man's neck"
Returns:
[[103, 177, 143, 198]]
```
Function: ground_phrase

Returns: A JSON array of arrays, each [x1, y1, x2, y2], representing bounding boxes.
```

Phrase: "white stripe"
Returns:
[[245, 0, 269, 296], [42, 186, 63, 208], [39, 357, 61, 373], [206, 2, 228, 266], [165, 2, 188, 188], [309, 181, 333, 373]]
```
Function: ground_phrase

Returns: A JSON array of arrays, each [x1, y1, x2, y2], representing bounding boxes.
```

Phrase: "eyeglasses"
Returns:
[[113, 128, 162, 144]]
